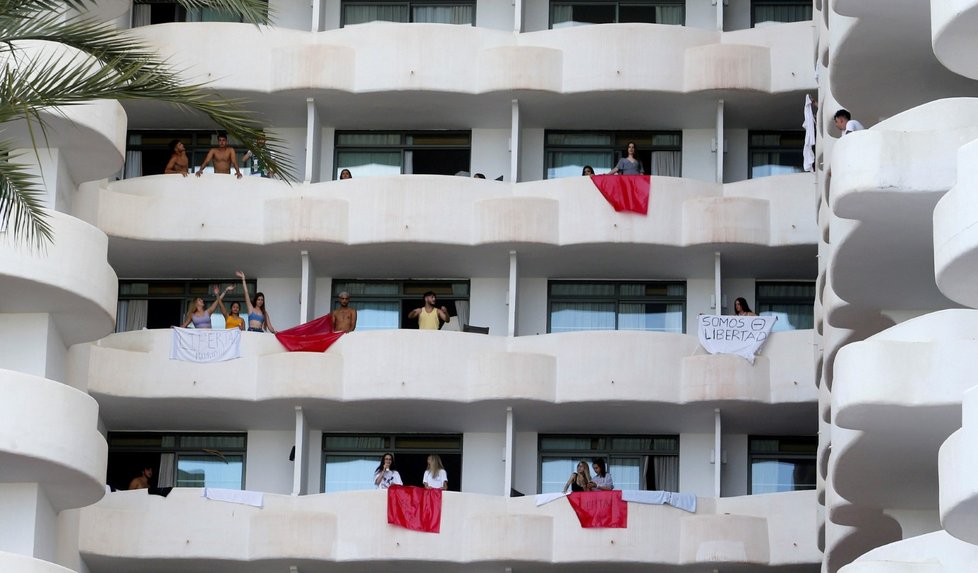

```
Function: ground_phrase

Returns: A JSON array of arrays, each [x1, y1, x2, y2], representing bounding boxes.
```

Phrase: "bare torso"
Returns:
[[332, 307, 357, 332], [210, 147, 237, 173]]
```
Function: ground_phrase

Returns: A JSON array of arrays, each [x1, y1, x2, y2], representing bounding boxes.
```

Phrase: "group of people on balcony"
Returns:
[[165, 133, 273, 179], [180, 271, 276, 333], [562, 459, 614, 493], [374, 453, 449, 490]]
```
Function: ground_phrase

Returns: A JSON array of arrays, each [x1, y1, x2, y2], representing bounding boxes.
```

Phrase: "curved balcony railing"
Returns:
[[933, 138, 978, 308], [77, 489, 819, 568], [837, 530, 978, 573], [73, 329, 816, 429], [0, 211, 117, 345], [931, 0, 978, 81], [0, 552, 78, 573], [128, 22, 814, 97], [939, 384, 978, 545], [83, 173, 816, 249], [0, 369, 107, 511]]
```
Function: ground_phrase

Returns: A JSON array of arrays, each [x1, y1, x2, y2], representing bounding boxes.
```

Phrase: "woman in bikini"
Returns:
[[236, 271, 276, 333], [180, 285, 233, 328]]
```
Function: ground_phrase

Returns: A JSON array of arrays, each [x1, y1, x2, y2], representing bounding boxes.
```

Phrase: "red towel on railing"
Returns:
[[274, 314, 344, 352], [590, 174, 650, 215], [387, 485, 442, 533], [567, 490, 628, 528]]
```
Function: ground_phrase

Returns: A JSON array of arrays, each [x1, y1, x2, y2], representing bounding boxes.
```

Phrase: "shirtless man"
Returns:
[[195, 133, 242, 179], [408, 291, 448, 330], [331, 291, 357, 333], [128, 466, 153, 490], [164, 139, 189, 176]]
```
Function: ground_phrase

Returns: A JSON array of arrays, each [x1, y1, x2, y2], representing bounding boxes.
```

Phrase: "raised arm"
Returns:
[[407, 307, 422, 320], [204, 286, 232, 315], [195, 149, 216, 177], [436, 306, 448, 323], [236, 271, 256, 315]]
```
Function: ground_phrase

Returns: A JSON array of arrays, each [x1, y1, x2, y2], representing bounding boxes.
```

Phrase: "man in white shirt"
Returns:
[[834, 109, 865, 135]]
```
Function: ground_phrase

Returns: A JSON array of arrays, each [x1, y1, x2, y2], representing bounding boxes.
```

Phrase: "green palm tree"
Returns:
[[0, 0, 294, 248]]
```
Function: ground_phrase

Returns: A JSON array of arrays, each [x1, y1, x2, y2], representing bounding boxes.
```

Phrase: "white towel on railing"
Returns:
[[201, 488, 263, 508], [621, 490, 697, 513], [534, 491, 569, 507]]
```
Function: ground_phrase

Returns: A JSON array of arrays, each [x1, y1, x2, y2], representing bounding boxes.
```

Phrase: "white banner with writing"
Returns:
[[170, 327, 241, 363], [697, 315, 777, 364]]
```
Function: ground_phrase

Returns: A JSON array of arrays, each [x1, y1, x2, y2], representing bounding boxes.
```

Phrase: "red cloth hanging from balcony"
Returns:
[[387, 485, 442, 533], [274, 314, 344, 352], [590, 174, 651, 215], [567, 490, 628, 528]]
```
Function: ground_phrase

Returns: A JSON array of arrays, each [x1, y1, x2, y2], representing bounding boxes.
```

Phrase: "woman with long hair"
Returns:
[[374, 452, 403, 489], [563, 460, 593, 493], [180, 285, 232, 328], [236, 271, 276, 333], [219, 297, 246, 331], [423, 454, 448, 490], [734, 297, 757, 316], [589, 458, 614, 491], [582, 165, 595, 176], [608, 142, 644, 175]]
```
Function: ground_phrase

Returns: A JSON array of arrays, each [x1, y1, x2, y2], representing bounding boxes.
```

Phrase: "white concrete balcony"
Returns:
[[939, 384, 978, 545], [0, 369, 106, 511], [78, 173, 816, 278], [827, 98, 978, 315], [838, 530, 978, 573], [933, 138, 978, 308], [126, 21, 814, 126], [0, 211, 118, 345], [830, 310, 978, 512], [71, 329, 816, 432], [0, 552, 78, 573], [77, 488, 819, 571], [931, 0, 978, 81]]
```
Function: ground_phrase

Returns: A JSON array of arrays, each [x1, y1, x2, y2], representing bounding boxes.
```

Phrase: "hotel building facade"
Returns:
[[0, 0, 973, 572]]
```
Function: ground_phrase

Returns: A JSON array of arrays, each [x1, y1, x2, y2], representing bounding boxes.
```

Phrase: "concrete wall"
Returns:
[[520, 128, 545, 182], [461, 432, 506, 494], [517, 278, 549, 336], [256, 276, 301, 331], [683, 129, 717, 182], [476, 0, 512, 31], [725, 128, 749, 183], [471, 128, 510, 180], [0, 314, 53, 378], [269, 0, 310, 31], [0, 484, 56, 560], [245, 430, 295, 495], [513, 431, 539, 495], [679, 433, 715, 496], [469, 277, 509, 335]]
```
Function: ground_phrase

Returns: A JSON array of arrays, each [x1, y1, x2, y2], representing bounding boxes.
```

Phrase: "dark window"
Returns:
[[748, 131, 806, 179], [322, 434, 462, 492], [749, 436, 816, 494], [107, 432, 247, 491], [544, 131, 681, 179], [548, 281, 686, 333], [122, 131, 258, 178], [132, 0, 266, 26], [539, 435, 679, 493], [755, 281, 815, 332], [549, 1, 684, 28], [751, 0, 813, 26], [331, 280, 469, 330], [341, 1, 475, 26], [333, 131, 471, 178], [117, 279, 256, 331]]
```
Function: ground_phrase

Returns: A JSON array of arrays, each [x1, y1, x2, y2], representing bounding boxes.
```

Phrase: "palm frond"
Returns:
[[0, 140, 53, 250]]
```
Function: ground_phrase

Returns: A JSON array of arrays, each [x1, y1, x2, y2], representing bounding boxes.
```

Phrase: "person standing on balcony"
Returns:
[[128, 466, 153, 490], [408, 291, 448, 330], [374, 453, 403, 489], [219, 298, 246, 331], [608, 142, 644, 175], [589, 459, 614, 491], [236, 271, 276, 333], [196, 133, 243, 179], [164, 139, 189, 176], [339, 168, 353, 180], [734, 297, 757, 317], [331, 291, 357, 333], [180, 285, 233, 328], [833, 109, 865, 136], [423, 454, 448, 490], [582, 165, 595, 176], [563, 460, 594, 493]]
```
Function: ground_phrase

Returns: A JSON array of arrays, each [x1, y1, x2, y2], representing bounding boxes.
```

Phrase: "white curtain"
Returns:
[[131, 4, 152, 27], [653, 455, 679, 492], [116, 299, 148, 332], [656, 6, 683, 25], [650, 150, 681, 176], [124, 134, 142, 178], [324, 455, 381, 492], [454, 300, 469, 328], [754, 5, 811, 24], [344, 4, 409, 25], [413, 5, 473, 24], [157, 453, 175, 487], [550, 5, 573, 26], [550, 302, 616, 332]]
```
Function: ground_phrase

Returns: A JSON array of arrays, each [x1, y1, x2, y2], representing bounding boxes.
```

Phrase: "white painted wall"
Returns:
[[513, 431, 539, 496], [245, 430, 295, 494], [686, 0, 718, 30], [682, 129, 717, 182], [722, 278, 756, 315], [475, 1, 512, 31], [55, 509, 90, 573], [461, 432, 505, 494], [320, 126, 336, 180], [268, 0, 310, 31], [469, 277, 508, 336], [307, 429, 324, 492], [44, 315, 67, 384], [268, 127, 306, 183], [679, 433, 715, 496], [725, 128, 749, 183], [686, 278, 717, 334], [883, 509, 941, 539], [257, 276, 302, 331], [723, 433, 748, 496], [516, 278, 548, 336], [523, 0, 549, 32], [323, 0, 341, 30], [314, 276, 335, 320], [725, 0, 752, 31], [0, 314, 52, 378], [470, 129, 510, 180], [0, 483, 55, 559], [520, 128, 545, 182]]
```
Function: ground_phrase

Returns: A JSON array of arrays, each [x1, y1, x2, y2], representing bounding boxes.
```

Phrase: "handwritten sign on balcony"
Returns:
[[170, 327, 241, 363], [697, 315, 777, 364]]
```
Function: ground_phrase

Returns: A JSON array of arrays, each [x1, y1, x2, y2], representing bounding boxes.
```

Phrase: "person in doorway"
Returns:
[[608, 142, 644, 175], [423, 454, 448, 490], [128, 466, 153, 490], [408, 291, 448, 330], [331, 291, 357, 333]]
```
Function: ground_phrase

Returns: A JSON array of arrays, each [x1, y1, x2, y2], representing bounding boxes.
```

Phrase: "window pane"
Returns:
[[551, 302, 616, 332], [547, 133, 613, 146], [325, 455, 380, 492], [539, 437, 595, 450], [759, 304, 814, 332], [541, 456, 578, 493], [176, 455, 244, 489], [619, 5, 654, 23], [344, 4, 410, 25], [324, 436, 389, 450], [178, 435, 246, 450], [352, 301, 401, 330], [618, 302, 684, 332], [412, 5, 474, 24], [337, 151, 402, 178], [550, 283, 617, 296], [751, 458, 816, 494], [610, 456, 641, 490], [395, 435, 462, 449], [552, 3, 616, 27], [547, 151, 613, 178], [337, 133, 403, 146], [333, 282, 401, 296]]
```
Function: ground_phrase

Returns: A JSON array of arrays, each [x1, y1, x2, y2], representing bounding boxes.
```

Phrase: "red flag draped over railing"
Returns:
[[387, 485, 442, 533], [590, 174, 651, 215], [274, 314, 344, 352], [567, 490, 628, 528]]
